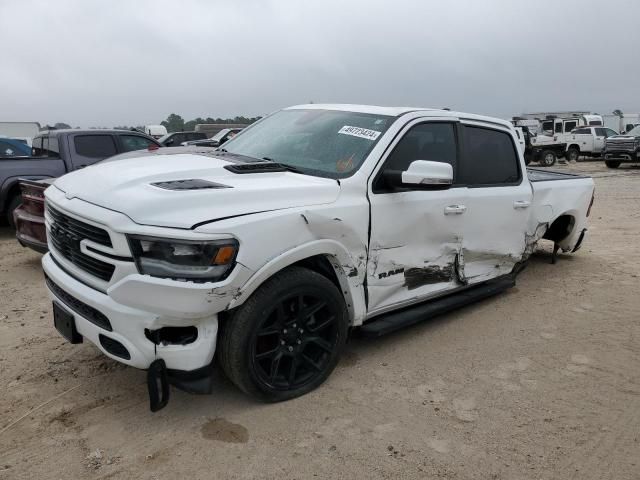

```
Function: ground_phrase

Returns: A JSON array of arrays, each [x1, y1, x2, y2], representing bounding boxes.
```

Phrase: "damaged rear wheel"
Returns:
[[218, 266, 348, 402]]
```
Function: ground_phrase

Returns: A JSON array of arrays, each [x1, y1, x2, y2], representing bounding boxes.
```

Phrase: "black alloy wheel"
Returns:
[[218, 266, 348, 401], [251, 293, 339, 391]]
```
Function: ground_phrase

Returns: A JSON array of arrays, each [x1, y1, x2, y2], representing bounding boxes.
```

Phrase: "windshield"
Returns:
[[625, 125, 640, 136], [220, 109, 393, 178]]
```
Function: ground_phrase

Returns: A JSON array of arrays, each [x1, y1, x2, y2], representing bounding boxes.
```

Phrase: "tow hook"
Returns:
[[147, 359, 170, 412]]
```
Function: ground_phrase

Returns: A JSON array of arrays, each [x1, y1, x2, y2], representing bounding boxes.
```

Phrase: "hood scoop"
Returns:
[[151, 179, 231, 190], [224, 163, 288, 174]]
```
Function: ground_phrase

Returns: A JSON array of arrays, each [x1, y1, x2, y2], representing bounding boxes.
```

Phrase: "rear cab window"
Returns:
[[31, 135, 60, 157], [459, 125, 521, 186]]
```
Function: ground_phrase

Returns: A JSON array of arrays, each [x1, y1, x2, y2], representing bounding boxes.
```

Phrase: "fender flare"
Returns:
[[227, 239, 367, 325]]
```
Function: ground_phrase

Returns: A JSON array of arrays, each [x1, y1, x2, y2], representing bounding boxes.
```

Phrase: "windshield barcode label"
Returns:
[[338, 126, 381, 140]]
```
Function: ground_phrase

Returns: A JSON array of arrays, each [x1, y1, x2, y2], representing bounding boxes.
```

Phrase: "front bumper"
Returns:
[[42, 252, 230, 371], [604, 151, 640, 162]]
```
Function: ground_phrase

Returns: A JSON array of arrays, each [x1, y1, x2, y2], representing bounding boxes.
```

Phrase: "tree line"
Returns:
[[160, 113, 261, 133]]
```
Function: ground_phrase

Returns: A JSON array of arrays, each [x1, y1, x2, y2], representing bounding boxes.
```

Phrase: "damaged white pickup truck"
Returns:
[[42, 105, 595, 410]]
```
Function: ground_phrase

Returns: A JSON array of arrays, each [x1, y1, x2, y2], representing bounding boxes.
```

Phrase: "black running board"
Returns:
[[359, 276, 515, 337]]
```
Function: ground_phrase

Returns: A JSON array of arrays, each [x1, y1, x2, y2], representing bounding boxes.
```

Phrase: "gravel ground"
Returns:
[[0, 161, 639, 480]]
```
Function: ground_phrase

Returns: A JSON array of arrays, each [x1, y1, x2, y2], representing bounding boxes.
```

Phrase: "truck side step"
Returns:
[[359, 276, 515, 337]]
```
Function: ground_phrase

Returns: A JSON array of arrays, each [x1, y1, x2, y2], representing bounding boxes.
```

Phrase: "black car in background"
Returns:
[[158, 131, 206, 147]]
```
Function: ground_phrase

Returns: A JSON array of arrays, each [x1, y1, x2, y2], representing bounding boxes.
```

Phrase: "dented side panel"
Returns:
[[366, 187, 468, 315], [459, 181, 533, 284]]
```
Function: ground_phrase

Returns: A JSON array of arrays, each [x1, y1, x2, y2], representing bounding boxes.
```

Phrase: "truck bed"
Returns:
[[526, 168, 589, 182]]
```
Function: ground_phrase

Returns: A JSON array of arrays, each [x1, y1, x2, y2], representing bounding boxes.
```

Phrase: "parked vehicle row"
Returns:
[[1, 129, 160, 236], [39, 104, 595, 411]]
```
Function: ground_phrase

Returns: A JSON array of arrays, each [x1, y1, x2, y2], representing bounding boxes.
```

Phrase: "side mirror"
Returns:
[[385, 160, 453, 189]]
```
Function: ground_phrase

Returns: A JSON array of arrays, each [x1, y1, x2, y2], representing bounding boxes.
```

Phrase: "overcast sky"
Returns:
[[2, 0, 640, 127]]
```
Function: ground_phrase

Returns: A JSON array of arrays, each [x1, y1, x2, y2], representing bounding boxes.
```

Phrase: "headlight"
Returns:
[[127, 235, 238, 282]]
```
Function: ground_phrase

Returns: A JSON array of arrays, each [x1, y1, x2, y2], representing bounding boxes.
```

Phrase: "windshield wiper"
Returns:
[[262, 157, 306, 174]]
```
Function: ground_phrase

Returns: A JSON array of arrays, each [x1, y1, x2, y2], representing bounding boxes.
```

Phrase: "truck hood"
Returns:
[[52, 152, 340, 229], [606, 134, 638, 141]]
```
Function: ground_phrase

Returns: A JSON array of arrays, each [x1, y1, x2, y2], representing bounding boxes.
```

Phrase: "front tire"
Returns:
[[539, 150, 557, 167], [218, 266, 348, 402], [6, 195, 22, 229], [567, 147, 580, 162], [605, 160, 621, 168]]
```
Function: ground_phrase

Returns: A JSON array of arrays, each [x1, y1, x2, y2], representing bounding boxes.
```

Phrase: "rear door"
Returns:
[[593, 127, 610, 152], [366, 118, 467, 315], [456, 122, 532, 284], [70, 134, 118, 169]]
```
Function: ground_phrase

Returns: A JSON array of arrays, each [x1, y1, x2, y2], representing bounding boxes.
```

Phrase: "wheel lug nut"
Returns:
[[288, 346, 293, 352]]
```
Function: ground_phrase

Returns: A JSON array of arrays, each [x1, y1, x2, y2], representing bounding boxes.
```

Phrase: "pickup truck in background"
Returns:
[[41, 104, 595, 411], [565, 126, 619, 162], [1, 129, 159, 242], [603, 124, 640, 168], [158, 131, 206, 147], [181, 127, 245, 147]]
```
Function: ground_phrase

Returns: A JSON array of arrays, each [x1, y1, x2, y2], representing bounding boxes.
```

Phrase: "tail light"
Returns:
[[148, 144, 160, 151]]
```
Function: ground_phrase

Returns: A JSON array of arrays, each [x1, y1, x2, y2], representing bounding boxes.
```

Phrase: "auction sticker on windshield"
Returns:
[[338, 126, 381, 140]]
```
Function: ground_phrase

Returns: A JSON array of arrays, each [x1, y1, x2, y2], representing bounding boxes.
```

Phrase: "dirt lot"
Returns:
[[0, 162, 639, 480]]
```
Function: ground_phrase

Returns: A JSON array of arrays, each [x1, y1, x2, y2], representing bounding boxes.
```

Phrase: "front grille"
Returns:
[[47, 205, 115, 281], [606, 140, 636, 152], [45, 274, 112, 331]]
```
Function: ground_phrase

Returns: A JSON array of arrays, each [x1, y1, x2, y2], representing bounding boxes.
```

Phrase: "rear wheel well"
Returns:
[[543, 214, 575, 243], [567, 144, 580, 151]]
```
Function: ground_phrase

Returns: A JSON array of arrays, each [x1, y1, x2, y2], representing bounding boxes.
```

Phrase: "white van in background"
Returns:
[[144, 125, 168, 139], [0, 122, 41, 146], [602, 113, 640, 134]]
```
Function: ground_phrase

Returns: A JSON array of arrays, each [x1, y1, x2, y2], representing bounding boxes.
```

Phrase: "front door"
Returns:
[[455, 122, 532, 284], [366, 119, 467, 315]]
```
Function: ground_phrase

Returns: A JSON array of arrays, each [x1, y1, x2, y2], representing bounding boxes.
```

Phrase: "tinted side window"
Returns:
[[595, 128, 607, 137], [554, 123, 563, 133], [383, 123, 457, 173], [32, 136, 46, 156], [46, 136, 60, 157], [74, 135, 117, 158], [573, 128, 590, 134], [119, 135, 156, 152], [459, 126, 520, 186], [564, 121, 577, 132]]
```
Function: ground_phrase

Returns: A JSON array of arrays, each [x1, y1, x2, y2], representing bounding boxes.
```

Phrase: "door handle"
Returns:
[[513, 200, 531, 209], [444, 205, 467, 215]]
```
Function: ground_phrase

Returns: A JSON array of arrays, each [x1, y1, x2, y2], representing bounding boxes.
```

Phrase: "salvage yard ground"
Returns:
[[0, 162, 639, 480]]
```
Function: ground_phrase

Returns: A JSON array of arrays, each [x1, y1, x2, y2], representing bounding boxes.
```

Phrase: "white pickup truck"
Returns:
[[42, 105, 595, 411], [565, 126, 619, 162]]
